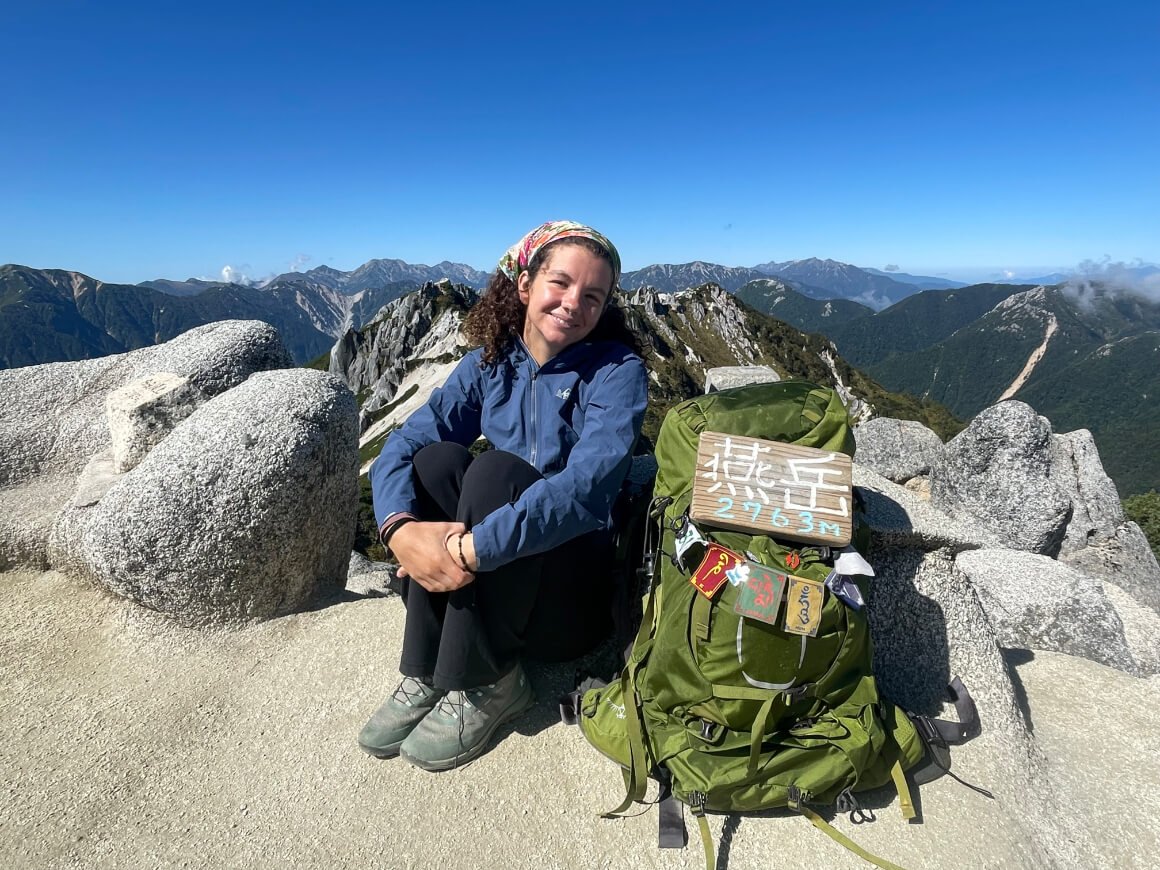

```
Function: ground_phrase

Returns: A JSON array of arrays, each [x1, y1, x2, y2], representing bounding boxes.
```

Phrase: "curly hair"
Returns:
[[463, 237, 643, 365]]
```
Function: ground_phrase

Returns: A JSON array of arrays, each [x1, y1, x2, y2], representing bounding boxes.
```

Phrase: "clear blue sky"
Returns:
[[2, 0, 1157, 285]]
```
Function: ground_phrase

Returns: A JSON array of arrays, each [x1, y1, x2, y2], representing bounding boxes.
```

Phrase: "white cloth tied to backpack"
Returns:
[[824, 546, 874, 610], [833, 545, 874, 577]]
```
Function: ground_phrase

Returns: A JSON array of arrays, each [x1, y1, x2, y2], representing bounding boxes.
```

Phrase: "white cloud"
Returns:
[[1063, 257, 1160, 309], [288, 254, 312, 272], [221, 264, 256, 286], [219, 264, 280, 287]]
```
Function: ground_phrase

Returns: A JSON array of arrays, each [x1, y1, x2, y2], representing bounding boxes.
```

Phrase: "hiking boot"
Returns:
[[398, 663, 535, 771], [357, 676, 445, 758]]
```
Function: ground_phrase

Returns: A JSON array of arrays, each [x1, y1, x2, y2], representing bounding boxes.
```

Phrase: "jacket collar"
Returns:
[[513, 336, 593, 373]]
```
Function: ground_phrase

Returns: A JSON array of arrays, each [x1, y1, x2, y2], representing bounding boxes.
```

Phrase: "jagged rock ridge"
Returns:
[[327, 282, 959, 464]]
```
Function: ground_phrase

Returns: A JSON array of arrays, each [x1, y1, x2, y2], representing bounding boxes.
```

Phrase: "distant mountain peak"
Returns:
[[751, 258, 917, 310], [620, 262, 772, 294]]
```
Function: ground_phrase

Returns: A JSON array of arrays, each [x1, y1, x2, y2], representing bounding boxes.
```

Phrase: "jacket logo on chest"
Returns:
[[555, 387, 572, 401]]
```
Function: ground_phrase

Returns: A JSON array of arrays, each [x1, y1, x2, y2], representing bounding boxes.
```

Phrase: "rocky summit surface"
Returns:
[[2, 323, 1160, 868]]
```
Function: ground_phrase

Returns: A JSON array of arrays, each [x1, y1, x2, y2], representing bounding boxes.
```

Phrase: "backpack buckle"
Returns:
[[637, 552, 656, 587], [784, 683, 812, 701], [697, 719, 724, 744], [912, 714, 943, 747], [559, 689, 583, 726], [786, 785, 806, 812]]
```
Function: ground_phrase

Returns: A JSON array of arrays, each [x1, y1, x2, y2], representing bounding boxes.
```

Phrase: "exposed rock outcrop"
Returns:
[[49, 370, 358, 626], [1062, 522, 1160, 614], [328, 282, 474, 434], [956, 549, 1137, 673], [855, 465, 1000, 551], [1049, 429, 1160, 612], [858, 475, 1092, 867], [0, 320, 291, 487], [703, 365, 779, 392], [106, 373, 201, 473], [1051, 429, 1125, 553], [0, 321, 292, 569], [347, 551, 398, 598], [854, 417, 945, 483], [929, 401, 1072, 555], [857, 412, 1160, 674]]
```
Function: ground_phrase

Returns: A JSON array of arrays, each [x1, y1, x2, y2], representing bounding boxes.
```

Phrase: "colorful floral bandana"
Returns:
[[497, 220, 621, 289]]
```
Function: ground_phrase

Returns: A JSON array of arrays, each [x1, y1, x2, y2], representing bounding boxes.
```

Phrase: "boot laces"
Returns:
[[434, 684, 495, 720], [392, 676, 436, 708]]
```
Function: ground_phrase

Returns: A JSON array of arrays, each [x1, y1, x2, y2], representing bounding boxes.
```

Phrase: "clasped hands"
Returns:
[[390, 521, 478, 592]]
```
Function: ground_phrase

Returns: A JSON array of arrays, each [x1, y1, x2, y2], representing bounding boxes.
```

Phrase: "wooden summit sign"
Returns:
[[689, 431, 853, 546]]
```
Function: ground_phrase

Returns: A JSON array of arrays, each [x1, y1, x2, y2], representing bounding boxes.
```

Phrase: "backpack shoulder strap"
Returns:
[[600, 567, 663, 817]]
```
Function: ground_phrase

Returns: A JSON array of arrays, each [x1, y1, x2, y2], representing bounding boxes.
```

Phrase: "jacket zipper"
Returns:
[[518, 334, 573, 471], [529, 367, 539, 466]]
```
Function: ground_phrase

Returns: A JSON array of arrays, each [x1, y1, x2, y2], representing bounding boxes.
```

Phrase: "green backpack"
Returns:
[[566, 381, 984, 870]]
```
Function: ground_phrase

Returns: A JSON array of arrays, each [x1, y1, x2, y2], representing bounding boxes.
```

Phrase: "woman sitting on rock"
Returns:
[[360, 220, 648, 770]]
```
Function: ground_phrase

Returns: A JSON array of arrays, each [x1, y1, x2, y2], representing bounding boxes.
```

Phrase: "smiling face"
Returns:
[[517, 242, 614, 365]]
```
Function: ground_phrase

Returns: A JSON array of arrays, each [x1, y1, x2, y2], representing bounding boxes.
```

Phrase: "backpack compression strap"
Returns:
[[787, 787, 910, 870], [891, 759, 916, 821], [797, 807, 909, 870], [601, 561, 663, 818], [688, 793, 715, 870], [681, 786, 912, 870], [711, 683, 803, 778]]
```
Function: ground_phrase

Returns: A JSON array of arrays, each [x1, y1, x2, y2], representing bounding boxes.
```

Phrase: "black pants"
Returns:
[[398, 442, 612, 690]]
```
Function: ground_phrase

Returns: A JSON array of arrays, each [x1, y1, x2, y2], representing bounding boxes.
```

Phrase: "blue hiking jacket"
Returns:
[[370, 338, 648, 571]]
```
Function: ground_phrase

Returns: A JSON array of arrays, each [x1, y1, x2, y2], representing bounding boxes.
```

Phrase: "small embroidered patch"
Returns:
[[689, 543, 742, 599], [733, 562, 786, 626], [784, 575, 824, 637]]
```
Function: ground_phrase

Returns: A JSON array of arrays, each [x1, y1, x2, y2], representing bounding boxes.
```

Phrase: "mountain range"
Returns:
[[868, 285, 1160, 494], [860, 268, 966, 290], [733, 278, 875, 334], [0, 257, 962, 368], [752, 258, 918, 309], [5, 253, 1156, 494], [0, 264, 435, 368], [740, 280, 1160, 495], [618, 258, 940, 309], [0, 265, 342, 367]]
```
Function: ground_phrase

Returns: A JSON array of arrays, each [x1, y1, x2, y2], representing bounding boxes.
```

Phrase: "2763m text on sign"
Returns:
[[689, 430, 853, 546]]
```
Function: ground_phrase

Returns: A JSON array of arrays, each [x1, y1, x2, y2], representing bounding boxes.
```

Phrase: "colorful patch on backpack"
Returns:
[[733, 561, 786, 626], [783, 575, 824, 637], [689, 543, 742, 599], [785, 551, 801, 571]]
